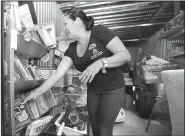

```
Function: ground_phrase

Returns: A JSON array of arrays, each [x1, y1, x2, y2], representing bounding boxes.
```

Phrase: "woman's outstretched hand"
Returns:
[[79, 60, 103, 83], [21, 91, 38, 104]]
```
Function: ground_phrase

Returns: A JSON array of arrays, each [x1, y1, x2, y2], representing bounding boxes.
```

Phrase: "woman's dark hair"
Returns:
[[64, 7, 94, 30]]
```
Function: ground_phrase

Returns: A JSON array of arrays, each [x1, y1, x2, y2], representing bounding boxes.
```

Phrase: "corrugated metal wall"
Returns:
[[33, 2, 64, 36], [138, 29, 168, 60], [127, 47, 139, 61]]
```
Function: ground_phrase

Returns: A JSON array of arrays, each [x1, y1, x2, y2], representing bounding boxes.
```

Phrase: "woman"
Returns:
[[23, 7, 131, 136]]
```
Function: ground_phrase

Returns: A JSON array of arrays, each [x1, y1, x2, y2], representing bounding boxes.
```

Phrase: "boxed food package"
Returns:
[[4, 93, 36, 134], [27, 99, 40, 120], [141, 63, 179, 84], [25, 115, 53, 136], [36, 95, 49, 116], [14, 94, 33, 131], [51, 87, 64, 104], [25, 89, 57, 119]]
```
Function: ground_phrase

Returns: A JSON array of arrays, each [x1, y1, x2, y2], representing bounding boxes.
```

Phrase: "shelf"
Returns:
[[15, 125, 27, 134], [16, 35, 50, 59], [168, 29, 184, 40], [15, 110, 51, 134], [172, 43, 184, 47], [15, 79, 45, 93], [63, 94, 85, 96], [169, 50, 185, 58], [159, 25, 184, 40]]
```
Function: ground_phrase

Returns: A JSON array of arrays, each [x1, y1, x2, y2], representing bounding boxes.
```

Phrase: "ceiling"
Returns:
[[56, 1, 176, 46]]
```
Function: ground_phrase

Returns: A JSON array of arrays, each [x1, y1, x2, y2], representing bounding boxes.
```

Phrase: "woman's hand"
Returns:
[[79, 60, 103, 83], [21, 90, 39, 104]]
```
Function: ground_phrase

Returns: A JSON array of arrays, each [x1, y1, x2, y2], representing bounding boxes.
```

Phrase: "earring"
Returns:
[[76, 22, 80, 27], [75, 19, 81, 27]]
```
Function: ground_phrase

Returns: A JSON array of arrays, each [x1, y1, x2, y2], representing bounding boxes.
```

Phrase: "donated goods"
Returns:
[[140, 55, 179, 84], [26, 99, 40, 119], [63, 84, 84, 94], [141, 63, 179, 84], [63, 84, 87, 107], [4, 94, 36, 134], [14, 94, 32, 131], [25, 115, 53, 136], [52, 87, 65, 104], [169, 11, 184, 29], [55, 109, 87, 136], [25, 89, 57, 119], [141, 55, 170, 65], [19, 4, 34, 29], [145, 56, 170, 65], [115, 108, 125, 123]]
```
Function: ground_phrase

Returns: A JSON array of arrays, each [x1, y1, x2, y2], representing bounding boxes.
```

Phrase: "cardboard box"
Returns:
[[25, 89, 57, 119], [26, 116, 53, 136], [141, 64, 179, 84]]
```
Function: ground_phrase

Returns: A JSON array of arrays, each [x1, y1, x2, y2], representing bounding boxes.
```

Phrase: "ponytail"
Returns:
[[86, 16, 94, 30]]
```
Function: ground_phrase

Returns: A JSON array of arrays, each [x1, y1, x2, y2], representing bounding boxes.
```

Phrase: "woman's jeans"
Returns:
[[87, 87, 125, 136]]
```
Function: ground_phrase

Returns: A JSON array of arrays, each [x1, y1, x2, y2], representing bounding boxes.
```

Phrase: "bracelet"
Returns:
[[101, 58, 108, 73]]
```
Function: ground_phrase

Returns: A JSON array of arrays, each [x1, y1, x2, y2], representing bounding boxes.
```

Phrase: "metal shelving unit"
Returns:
[[159, 25, 184, 40], [159, 11, 184, 59], [169, 50, 184, 58], [14, 80, 45, 93], [3, 2, 54, 135]]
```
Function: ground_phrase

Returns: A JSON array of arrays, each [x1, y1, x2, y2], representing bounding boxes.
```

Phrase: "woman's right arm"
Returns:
[[23, 56, 73, 103]]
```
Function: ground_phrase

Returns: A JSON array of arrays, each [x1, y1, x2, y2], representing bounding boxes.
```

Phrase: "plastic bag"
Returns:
[[142, 54, 170, 65]]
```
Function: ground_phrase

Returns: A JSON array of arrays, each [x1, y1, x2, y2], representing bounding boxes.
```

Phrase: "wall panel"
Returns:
[[127, 47, 139, 61], [138, 30, 168, 60], [33, 2, 63, 37]]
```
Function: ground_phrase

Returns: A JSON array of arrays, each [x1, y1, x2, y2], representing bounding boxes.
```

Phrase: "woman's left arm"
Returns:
[[80, 36, 130, 83], [105, 36, 131, 67]]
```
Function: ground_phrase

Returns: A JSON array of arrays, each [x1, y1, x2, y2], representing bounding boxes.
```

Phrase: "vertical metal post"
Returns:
[[174, 1, 180, 17], [5, 5, 16, 135], [1, 1, 5, 135], [6, 29, 15, 136], [49, 48, 55, 116], [7, 49, 15, 136]]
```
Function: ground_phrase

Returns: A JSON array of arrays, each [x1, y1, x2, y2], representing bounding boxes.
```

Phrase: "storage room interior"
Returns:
[[1, 1, 184, 136]]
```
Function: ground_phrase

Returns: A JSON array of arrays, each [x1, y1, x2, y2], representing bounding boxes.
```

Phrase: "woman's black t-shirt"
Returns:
[[64, 25, 125, 92]]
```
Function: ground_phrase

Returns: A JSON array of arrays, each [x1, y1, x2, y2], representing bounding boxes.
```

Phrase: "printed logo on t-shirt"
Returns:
[[93, 48, 99, 55], [90, 44, 103, 59], [89, 43, 96, 50]]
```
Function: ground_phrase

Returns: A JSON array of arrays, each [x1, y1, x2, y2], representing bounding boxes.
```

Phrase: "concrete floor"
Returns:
[[89, 107, 171, 136]]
